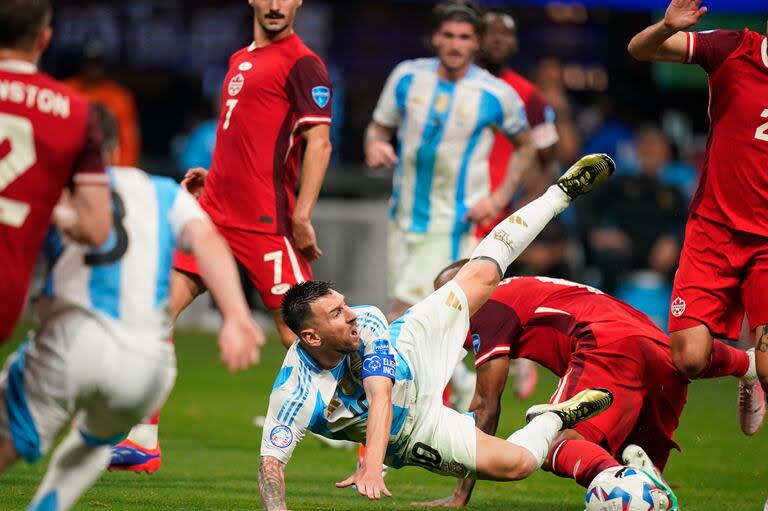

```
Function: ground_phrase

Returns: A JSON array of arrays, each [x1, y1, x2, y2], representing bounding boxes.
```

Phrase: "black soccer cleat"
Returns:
[[556, 153, 615, 200], [525, 388, 614, 430]]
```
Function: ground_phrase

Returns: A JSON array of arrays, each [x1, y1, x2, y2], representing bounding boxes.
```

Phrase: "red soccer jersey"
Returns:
[[685, 29, 768, 237], [0, 60, 105, 340], [200, 34, 332, 235], [477, 69, 558, 238], [468, 276, 669, 374]]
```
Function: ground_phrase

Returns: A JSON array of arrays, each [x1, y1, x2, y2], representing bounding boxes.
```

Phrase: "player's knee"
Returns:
[[670, 332, 709, 378], [497, 447, 539, 481]]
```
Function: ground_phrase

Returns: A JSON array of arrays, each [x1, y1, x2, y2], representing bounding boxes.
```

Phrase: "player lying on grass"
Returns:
[[417, 269, 759, 508], [0, 105, 264, 511], [257, 154, 615, 509]]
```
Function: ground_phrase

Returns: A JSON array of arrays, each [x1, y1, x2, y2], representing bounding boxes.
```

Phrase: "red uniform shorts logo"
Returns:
[[228, 73, 245, 96], [671, 297, 686, 317]]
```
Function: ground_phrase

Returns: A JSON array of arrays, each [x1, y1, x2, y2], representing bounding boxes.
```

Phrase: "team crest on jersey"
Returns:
[[270, 425, 294, 448], [312, 86, 330, 108], [228, 73, 245, 96], [238, 62, 253, 71], [472, 334, 481, 354], [671, 297, 686, 317]]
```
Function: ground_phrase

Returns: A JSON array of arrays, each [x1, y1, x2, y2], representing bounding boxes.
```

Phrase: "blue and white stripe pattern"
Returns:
[[260, 306, 416, 465], [40, 167, 207, 333], [373, 58, 528, 236]]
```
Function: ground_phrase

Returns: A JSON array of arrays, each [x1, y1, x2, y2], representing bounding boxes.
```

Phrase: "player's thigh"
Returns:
[[227, 230, 312, 309], [77, 335, 176, 442], [393, 280, 470, 396], [405, 405, 477, 478], [669, 214, 743, 340], [0, 331, 73, 464], [553, 343, 645, 455]]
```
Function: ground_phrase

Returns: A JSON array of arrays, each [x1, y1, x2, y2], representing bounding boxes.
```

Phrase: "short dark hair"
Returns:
[[432, 0, 485, 36], [0, 0, 52, 51], [434, 258, 469, 288], [92, 103, 119, 156], [281, 280, 335, 334]]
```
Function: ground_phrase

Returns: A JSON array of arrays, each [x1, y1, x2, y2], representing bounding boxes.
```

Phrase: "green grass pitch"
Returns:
[[1, 326, 766, 510]]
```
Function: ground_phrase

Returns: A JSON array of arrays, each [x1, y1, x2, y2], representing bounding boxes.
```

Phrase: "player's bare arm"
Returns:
[[467, 128, 536, 227], [258, 456, 289, 511], [336, 375, 394, 500], [179, 218, 265, 371], [627, 0, 707, 62], [416, 357, 512, 508], [364, 121, 398, 169], [52, 184, 112, 246], [293, 123, 331, 261]]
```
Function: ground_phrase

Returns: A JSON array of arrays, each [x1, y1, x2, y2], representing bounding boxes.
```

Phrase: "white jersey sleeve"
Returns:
[[167, 188, 210, 240], [497, 84, 529, 137], [372, 61, 411, 128], [352, 306, 396, 380], [260, 362, 316, 464]]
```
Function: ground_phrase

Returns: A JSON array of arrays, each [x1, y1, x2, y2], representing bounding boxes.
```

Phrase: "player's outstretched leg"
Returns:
[[556, 153, 615, 199], [525, 388, 614, 429]]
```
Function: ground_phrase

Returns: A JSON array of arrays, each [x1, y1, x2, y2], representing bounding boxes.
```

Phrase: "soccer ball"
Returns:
[[585, 466, 672, 511]]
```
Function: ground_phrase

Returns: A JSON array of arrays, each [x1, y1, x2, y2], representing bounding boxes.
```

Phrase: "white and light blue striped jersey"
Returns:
[[373, 58, 528, 237], [39, 166, 208, 340], [260, 306, 417, 467]]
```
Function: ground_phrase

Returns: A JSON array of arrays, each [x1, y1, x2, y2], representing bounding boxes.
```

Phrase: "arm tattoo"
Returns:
[[258, 456, 287, 511], [757, 326, 768, 353]]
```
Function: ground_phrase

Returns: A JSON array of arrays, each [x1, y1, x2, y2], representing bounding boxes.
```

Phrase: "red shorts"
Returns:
[[669, 214, 768, 340], [550, 337, 688, 471], [174, 226, 311, 309]]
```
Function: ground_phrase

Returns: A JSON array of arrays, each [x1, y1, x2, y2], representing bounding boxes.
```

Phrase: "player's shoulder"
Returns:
[[467, 65, 521, 101], [500, 69, 537, 98], [351, 304, 388, 325], [390, 58, 439, 77]]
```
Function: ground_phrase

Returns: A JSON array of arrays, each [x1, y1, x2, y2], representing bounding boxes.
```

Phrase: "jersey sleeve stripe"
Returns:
[[278, 364, 307, 423], [686, 32, 695, 64], [474, 345, 511, 367], [282, 116, 332, 163]]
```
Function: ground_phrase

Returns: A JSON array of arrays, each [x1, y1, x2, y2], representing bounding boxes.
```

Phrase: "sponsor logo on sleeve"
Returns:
[[311, 86, 330, 108], [373, 339, 390, 354], [471, 334, 481, 354], [270, 425, 294, 448], [671, 297, 686, 318], [228, 73, 245, 96], [382, 356, 396, 378]]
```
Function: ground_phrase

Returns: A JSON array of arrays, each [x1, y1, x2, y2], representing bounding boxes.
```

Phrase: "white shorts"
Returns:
[[393, 281, 477, 476], [387, 222, 476, 305], [0, 310, 176, 462]]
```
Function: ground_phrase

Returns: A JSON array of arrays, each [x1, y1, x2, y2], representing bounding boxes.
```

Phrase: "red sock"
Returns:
[[698, 340, 749, 379], [546, 440, 620, 488]]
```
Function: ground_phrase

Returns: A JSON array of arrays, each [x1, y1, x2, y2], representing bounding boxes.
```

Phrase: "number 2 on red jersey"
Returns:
[[755, 109, 768, 142], [0, 113, 36, 228]]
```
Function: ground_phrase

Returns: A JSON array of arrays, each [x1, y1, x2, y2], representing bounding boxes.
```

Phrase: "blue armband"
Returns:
[[362, 354, 396, 380]]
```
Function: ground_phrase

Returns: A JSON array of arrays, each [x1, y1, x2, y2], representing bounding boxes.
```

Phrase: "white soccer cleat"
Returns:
[[621, 444, 679, 510], [739, 349, 765, 436]]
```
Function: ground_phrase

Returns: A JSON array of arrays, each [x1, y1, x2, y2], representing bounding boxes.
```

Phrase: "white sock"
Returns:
[[28, 429, 111, 511], [126, 423, 159, 449], [505, 413, 562, 468], [470, 186, 570, 275]]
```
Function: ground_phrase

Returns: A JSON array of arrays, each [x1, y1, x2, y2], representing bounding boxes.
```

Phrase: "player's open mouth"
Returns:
[[351, 328, 359, 338]]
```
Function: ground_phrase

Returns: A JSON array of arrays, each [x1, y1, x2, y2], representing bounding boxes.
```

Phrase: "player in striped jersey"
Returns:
[[0, 106, 264, 511], [365, 1, 537, 321], [258, 154, 615, 508]]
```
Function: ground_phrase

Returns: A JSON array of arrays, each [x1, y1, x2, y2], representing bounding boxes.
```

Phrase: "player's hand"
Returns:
[[663, 0, 707, 31], [292, 216, 323, 261], [182, 167, 208, 200], [412, 494, 469, 508], [217, 315, 265, 371], [365, 140, 398, 169], [336, 467, 392, 500], [466, 196, 502, 227]]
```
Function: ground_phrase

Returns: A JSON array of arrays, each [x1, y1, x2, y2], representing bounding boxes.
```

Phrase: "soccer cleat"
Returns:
[[108, 439, 161, 474], [525, 388, 613, 430], [738, 350, 765, 435], [622, 444, 680, 511], [556, 153, 615, 199]]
